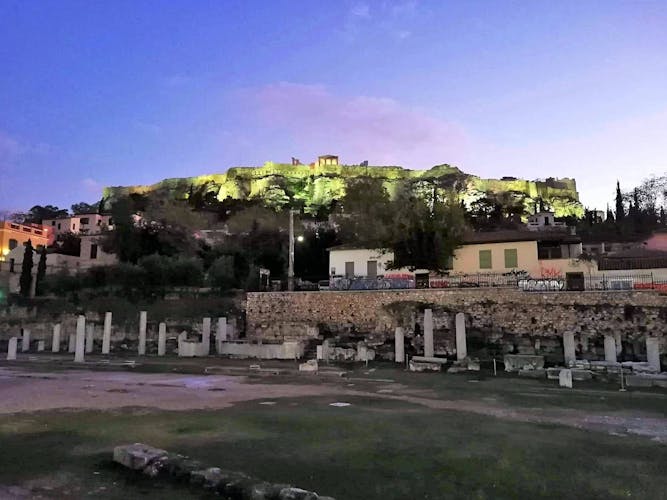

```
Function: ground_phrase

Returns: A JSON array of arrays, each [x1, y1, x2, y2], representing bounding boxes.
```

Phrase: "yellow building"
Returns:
[[452, 230, 585, 277], [0, 221, 49, 261], [328, 230, 587, 279]]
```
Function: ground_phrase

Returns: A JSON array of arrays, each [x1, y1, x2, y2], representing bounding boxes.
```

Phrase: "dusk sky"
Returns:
[[1, 0, 666, 213]]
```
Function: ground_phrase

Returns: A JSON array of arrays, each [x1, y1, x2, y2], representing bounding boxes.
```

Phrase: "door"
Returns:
[[345, 261, 355, 278], [566, 272, 585, 291], [367, 260, 377, 278]]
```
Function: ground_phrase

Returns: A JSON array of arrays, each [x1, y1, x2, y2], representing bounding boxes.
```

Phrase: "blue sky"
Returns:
[[1, 0, 666, 213]]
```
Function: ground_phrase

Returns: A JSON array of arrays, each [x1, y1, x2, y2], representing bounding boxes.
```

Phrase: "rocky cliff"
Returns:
[[103, 162, 583, 218]]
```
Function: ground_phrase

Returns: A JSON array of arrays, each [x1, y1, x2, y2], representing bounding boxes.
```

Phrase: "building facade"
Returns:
[[0, 221, 49, 262], [42, 213, 113, 241], [328, 231, 586, 280]]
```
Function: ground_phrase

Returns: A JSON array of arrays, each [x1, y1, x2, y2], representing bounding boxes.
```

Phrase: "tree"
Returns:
[[34, 246, 47, 296], [23, 205, 68, 224], [335, 178, 393, 247], [606, 204, 615, 224], [387, 188, 466, 272], [19, 240, 34, 297], [208, 255, 235, 290], [54, 232, 81, 256], [71, 201, 99, 214], [615, 181, 625, 222], [102, 197, 145, 262]]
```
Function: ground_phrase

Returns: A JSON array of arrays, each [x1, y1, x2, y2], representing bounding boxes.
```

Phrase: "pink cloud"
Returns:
[[247, 82, 468, 168]]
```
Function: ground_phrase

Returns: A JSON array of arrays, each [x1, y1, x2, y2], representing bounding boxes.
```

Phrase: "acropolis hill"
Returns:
[[103, 157, 583, 217]]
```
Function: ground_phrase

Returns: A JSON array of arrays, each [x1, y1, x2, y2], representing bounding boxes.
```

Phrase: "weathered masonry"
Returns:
[[246, 290, 666, 364]]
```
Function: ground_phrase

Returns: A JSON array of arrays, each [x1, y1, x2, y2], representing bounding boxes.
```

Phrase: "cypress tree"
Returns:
[[35, 246, 47, 296], [615, 181, 625, 222], [19, 240, 34, 298], [606, 204, 615, 224]]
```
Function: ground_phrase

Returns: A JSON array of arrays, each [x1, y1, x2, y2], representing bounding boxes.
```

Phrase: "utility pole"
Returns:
[[288, 209, 296, 291]]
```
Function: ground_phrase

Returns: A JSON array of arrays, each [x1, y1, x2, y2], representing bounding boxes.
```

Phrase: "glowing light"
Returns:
[[296, 235, 305, 242], [1, 248, 9, 256]]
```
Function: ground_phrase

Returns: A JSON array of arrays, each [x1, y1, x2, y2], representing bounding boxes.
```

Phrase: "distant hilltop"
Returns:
[[103, 155, 583, 218]]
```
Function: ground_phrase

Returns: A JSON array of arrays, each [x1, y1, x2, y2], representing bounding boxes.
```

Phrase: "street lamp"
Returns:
[[288, 209, 297, 291]]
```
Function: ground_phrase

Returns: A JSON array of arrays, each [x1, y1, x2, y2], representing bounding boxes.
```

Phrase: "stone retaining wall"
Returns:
[[246, 290, 667, 364]]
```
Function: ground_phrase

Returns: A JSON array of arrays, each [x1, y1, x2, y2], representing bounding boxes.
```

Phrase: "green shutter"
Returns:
[[479, 250, 492, 269], [504, 248, 518, 268]]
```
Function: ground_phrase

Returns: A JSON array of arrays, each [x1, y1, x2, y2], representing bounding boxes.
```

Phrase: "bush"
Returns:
[[208, 255, 235, 290]]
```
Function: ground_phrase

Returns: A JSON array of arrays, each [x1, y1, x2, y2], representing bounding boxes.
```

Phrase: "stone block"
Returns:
[[278, 487, 320, 500], [190, 467, 227, 489], [625, 375, 654, 388], [411, 356, 448, 365], [6, 337, 17, 360], [113, 443, 168, 471], [546, 367, 561, 380], [571, 369, 593, 381], [518, 369, 546, 379], [622, 361, 659, 374], [503, 354, 545, 372], [559, 369, 573, 388], [216, 472, 254, 497], [163, 455, 206, 481], [410, 360, 442, 372], [299, 360, 318, 372]]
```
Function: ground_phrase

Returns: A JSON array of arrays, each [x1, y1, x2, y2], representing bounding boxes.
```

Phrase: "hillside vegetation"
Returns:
[[103, 162, 583, 218]]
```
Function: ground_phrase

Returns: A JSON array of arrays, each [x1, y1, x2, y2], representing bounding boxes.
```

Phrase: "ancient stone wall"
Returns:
[[246, 290, 667, 363]]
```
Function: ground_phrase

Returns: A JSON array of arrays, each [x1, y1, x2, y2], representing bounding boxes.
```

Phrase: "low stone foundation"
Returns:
[[113, 443, 335, 500]]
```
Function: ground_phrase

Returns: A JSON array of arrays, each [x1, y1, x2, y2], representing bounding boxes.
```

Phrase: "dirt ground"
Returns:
[[1, 361, 666, 444]]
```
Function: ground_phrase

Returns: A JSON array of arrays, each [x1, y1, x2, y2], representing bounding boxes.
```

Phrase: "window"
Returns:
[[90, 244, 98, 259], [51, 221, 56, 226], [72, 224, 76, 230], [8, 239, 17, 250], [504, 248, 518, 268], [80, 218, 90, 225], [57, 223, 61, 230], [538, 242, 562, 260], [479, 250, 492, 269]]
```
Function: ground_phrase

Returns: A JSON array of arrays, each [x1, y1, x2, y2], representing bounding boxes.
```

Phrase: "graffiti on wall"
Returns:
[[518, 278, 565, 291]]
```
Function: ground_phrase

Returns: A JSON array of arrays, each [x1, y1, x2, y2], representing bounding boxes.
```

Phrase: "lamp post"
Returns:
[[288, 209, 296, 291]]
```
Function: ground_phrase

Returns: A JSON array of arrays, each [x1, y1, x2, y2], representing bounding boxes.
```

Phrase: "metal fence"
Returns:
[[327, 271, 667, 292], [584, 273, 666, 291]]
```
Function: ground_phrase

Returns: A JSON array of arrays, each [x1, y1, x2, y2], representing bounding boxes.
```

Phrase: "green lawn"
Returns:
[[1, 392, 666, 499]]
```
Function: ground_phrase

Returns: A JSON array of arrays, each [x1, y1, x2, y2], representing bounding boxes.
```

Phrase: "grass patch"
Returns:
[[0, 396, 665, 499]]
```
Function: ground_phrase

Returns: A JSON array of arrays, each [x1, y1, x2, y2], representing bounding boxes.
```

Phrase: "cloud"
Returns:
[[350, 3, 370, 18], [246, 82, 468, 168], [342, 0, 418, 42]]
